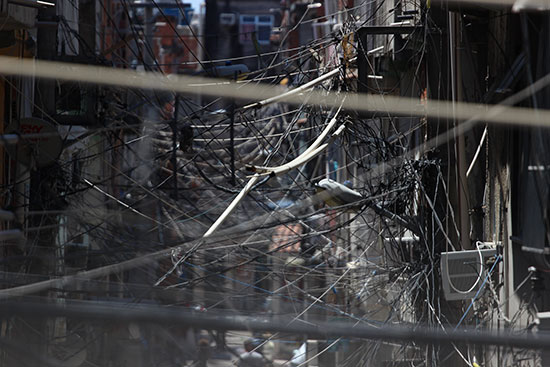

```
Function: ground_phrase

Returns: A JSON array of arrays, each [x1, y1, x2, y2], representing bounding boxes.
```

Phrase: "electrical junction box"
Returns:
[[440, 248, 497, 301]]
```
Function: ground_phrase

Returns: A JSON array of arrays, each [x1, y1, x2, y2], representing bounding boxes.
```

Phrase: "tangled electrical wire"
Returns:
[[0, 0, 541, 366]]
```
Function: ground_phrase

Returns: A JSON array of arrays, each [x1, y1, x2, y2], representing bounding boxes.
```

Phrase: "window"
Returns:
[[219, 13, 236, 26], [239, 15, 274, 45]]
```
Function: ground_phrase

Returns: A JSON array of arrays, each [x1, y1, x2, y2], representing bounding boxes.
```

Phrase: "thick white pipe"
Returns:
[[243, 67, 341, 110], [202, 174, 260, 238], [202, 104, 345, 238]]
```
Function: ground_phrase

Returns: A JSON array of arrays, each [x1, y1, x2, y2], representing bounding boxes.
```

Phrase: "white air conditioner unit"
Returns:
[[219, 13, 236, 26], [440, 248, 497, 301]]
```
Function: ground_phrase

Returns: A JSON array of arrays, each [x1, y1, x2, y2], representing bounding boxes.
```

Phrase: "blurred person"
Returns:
[[237, 338, 267, 367], [289, 341, 306, 367], [251, 332, 274, 367], [196, 336, 210, 367]]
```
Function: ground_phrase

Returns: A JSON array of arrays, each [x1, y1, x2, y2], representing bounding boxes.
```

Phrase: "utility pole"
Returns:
[[425, 6, 464, 367], [448, 12, 470, 251], [171, 94, 179, 199], [144, 4, 154, 71], [204, 0, 218, 61], [79, 0, 96, 54], [21, 1, 59, 360], [34, 1, 57, 268], [229, 72, 236, 186]]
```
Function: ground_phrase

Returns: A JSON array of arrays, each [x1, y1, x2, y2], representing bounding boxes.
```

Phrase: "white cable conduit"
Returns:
[[202, 102, 345, 238], [242, 67, 342, 110], [466, 125, 488, 178]]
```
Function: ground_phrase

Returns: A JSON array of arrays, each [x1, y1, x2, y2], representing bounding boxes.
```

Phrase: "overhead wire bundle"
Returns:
[[1, 0, 550, 366]]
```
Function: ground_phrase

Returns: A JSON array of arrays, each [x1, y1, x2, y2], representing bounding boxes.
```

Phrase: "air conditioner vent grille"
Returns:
[[441, 249, 496, 301]]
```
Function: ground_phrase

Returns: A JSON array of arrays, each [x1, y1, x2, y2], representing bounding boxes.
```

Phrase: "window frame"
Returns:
[[239, 14, 274, 46]]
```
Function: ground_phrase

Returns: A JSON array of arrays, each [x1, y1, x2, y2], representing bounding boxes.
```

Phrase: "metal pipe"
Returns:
[[2, 300, 550, 350]]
